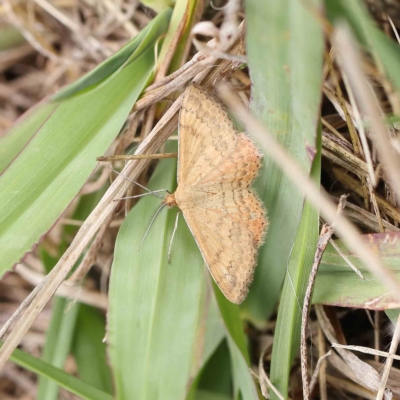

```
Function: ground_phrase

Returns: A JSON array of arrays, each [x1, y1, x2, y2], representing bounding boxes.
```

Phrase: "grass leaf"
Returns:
[[5, 343, 112, 400], [269, 130, 321, 397], [242, 0, 324, 324]]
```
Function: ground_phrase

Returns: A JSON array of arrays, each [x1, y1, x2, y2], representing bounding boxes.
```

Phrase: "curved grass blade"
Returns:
[[242, 0, 324, 323], [4, 343, 112, 400], [108, 146, 207, 399], [269, 132, 321, 398], [0, 11, 172, 276]]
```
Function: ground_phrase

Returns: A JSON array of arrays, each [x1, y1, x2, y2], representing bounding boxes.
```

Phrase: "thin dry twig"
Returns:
[[309, 350, 332, 396], [376, 312, 400, 399], [258, 348, 285, 400], [328, 238, 364, 279], [318, 323, 328, 398], [97, 153, 177, 161], [301, 196, 347, 399], [0, 278, 45, 341], [66, 212, 115, 285]]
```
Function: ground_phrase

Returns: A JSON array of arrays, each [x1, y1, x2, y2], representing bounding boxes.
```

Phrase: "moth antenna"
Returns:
[[108, 166, 165, 199], [168, 211, 181, 264], [140, 203, 168, 246], [115, 189, 168, 201]]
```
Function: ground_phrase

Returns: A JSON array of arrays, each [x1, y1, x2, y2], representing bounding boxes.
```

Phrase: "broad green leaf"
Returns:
[[108, 144, 207, 399], [313, 232, 400, 309], [4, 343, 112, 400], [243, 0, 324, 323], [0, 9, 172, 276], [269, 130, 321, 398]]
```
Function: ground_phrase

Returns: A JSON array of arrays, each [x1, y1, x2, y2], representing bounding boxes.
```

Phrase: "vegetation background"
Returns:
[[1, 0, 400, 399]]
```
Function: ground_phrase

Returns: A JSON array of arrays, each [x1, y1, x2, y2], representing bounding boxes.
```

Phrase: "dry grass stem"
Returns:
[[315, 327, 329, 400], [333, 25, 400, 204], [331, 343, 400, 362], [66, 212, 115, 285], [309, 350, 331, 396], [97, 153, 178, 161], [15, 264, 108, 311]]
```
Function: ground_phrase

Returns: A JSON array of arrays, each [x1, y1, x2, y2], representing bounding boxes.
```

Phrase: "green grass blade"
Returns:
[[313, 232, 400, 309], [269, 131, 321, 397], [37, 298, 80, 400], [0, 28, 169, 275], [242, 0, 324, 323], [108, 143, 207, 399], [4, 343, 112, 400]]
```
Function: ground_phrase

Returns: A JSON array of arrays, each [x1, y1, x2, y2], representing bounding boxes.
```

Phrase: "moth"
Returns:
[[163, 85, 268, 304]]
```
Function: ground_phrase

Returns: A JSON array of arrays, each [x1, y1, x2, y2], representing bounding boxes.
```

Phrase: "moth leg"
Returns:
[[168, 210, 181, 264]]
